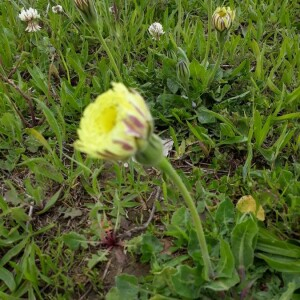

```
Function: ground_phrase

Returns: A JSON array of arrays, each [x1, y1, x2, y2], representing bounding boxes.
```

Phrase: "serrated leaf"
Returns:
[[62, 232, 88, 250], [87, 250, 108, 269]]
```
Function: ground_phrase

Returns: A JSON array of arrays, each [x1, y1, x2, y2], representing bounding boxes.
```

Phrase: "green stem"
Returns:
[[158, 157, 213, 280], [176, 0, 182, 44], [92, 25, 122, 81], [206, 33, 225, 88], [202, 0, 213, 67]]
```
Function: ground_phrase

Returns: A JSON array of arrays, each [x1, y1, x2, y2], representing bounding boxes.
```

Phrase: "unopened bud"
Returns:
[[176, 60, 190, 84], [74, 0, 97, 25], [212, 7, 235, 32]]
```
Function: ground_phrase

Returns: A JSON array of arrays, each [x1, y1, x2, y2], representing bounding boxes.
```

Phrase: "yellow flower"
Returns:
[[212, 7, 235, 32], [74, 83, 153, 161], [236, 195, 265, 221]]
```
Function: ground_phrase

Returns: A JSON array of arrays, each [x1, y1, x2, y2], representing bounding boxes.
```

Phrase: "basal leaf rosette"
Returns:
[[74, 83, 154, 161]]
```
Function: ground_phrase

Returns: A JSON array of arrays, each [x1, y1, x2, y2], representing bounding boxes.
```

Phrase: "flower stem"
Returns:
[[92, 25, 122, 81], [202, 0, 213, 67], [206, 32, 225, 88], [158, 157, 213, 280], [176, 0, 182, 44]]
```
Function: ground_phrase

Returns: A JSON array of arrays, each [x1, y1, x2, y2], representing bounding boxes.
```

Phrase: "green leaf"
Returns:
[[215, 239, 235, 278], [231, 216, 259, 270], [256, 253, 300, 273], [257, 228, 300, 258], [37, 187, 63, 215], [215, 198, 235, 226], [279, 282, 296, 300], [0, 267, 16, 292], [87, 250, 108, 269], [204, 270, 240, 291], [0, 238, 28, 267], [35, 99, 64, 158], [115, 274, 139, 298], [62, 232, 88, 250], [140, 233, 163, 263], [171, 265, 203, 299]]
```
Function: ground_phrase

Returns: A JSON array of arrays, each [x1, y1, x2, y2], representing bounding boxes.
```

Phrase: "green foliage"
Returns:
[[0, 0, 300, 298]]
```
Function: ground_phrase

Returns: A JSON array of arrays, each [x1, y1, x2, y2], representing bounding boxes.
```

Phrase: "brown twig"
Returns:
[[118, 187, 161, 240]]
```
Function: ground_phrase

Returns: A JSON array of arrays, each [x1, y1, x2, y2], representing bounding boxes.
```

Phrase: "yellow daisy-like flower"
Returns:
[[74, 83, 153, 161], [236, 195, 265, 221], [212, 7, 235, 32]]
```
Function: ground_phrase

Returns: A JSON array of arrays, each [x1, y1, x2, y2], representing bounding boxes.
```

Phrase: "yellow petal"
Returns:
[[236, 195, 265, 221], [74, 83, 152, 161]]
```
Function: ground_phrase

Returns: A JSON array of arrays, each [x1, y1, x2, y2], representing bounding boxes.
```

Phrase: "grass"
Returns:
[[0, 0, 300, 298]]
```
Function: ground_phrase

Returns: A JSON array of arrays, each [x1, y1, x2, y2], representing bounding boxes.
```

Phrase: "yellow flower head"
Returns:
[[74, 83, 153, 161], [236, 195, 265, 221], [212, 7, 235, 32]]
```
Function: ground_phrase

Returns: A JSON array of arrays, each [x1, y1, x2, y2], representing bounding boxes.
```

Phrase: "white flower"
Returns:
[[19, 8, 41, 32], [25, 21, 41, 32], [108, 6, 115, 13], [52, 5, 63, 14], [148, 22, 165, 40], [19, 8, 40, 22]]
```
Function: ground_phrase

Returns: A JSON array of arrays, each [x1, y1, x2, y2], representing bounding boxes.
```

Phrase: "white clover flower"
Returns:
[[52, 5, 63, 14], [25, 21, 41, 32], [19, 8, 40, 22], [19, 8, 41, 32], [148, 22, 165, 40]]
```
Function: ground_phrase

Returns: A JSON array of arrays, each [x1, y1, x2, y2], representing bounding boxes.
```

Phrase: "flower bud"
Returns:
[[134, 134, 164, 166], [176, 60, 190, 84], [74, 0, 98, 25], [212, 7, 235, 32]]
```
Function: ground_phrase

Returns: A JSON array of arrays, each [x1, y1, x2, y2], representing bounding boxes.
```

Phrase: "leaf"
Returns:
[[37, 187, 63, 215], [25, 128, 52, 153], [61, 208, 83, 219], [215, 198, 235, 226], [204, 270, 240, 291], [256, 253, 300, 273], [0, 267, 16, 292], [257, 228, 300, 258], [279, 282, 296, 300], [35, 99, 63, 158], [115, 274, 139, 298], [167, 78, 179, 94], [0, 238, 28, 267], [171, 265, 203, 299], [215, 239, 235, 278], [87, 250, 108, 269], [231, 216, 259, 270], [140, 233, 163, 263], [62, 232, 88, 250]]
